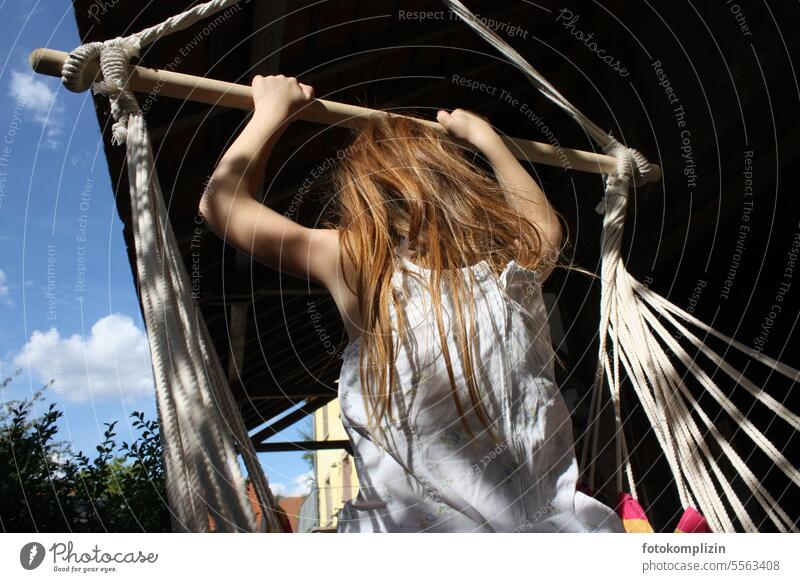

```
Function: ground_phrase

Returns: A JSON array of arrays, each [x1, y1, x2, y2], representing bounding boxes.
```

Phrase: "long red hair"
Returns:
[[323, 111, 566, 446]]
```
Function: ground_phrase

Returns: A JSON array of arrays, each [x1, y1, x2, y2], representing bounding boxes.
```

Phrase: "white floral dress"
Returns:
[[336, 247, 624, 533]]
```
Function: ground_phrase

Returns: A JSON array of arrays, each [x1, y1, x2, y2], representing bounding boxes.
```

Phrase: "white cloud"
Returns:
[[270, 470, 313, 498], [21, 3, 47, 20], [8, 69, 65, 149], [13, 313, 154, 402], [69, 148, 95, 167], [0, 269, 11, 306]]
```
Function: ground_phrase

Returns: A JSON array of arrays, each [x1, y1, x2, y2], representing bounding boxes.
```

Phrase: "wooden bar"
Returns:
[[29, 47, 659, 179]]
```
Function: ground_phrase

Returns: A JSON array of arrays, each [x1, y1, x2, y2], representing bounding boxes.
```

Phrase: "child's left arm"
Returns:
[[437, 108, 563, 280], [199, 75, 341, 288]]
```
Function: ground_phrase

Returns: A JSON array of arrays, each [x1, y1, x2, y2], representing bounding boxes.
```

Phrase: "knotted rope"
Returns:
[[60, 0, 284, 533]]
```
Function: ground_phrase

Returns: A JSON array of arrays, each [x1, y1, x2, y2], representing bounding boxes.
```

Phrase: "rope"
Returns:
[[441, 0, 798, 532], [60, 0, 283, 533]]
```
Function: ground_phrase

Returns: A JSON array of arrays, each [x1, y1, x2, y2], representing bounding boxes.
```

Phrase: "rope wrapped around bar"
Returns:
[[441, 0, 799, 532], [60, 0, 284, 533]]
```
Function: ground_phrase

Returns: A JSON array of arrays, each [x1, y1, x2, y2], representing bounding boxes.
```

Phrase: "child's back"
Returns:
[[336, 242, 624, 533]]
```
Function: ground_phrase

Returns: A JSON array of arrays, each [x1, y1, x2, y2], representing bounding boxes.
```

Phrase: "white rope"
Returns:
[[441, 0, 798, 531], [60, 0, 283, 533]]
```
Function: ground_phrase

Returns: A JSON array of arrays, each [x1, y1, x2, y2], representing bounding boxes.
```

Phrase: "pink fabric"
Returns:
[[616, 492, 648, 520], [676, 506, 710, 533]]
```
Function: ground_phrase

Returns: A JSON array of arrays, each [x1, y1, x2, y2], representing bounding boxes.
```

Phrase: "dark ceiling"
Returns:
[[69, 0, 799, 529]]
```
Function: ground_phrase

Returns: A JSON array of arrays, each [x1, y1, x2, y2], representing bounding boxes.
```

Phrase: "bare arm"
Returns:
[[437, 109, 563, 281], [198, 75, 340, 288]]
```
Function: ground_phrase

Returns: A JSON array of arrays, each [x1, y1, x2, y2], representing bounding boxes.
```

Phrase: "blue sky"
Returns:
[[0, 1, 312, 501]]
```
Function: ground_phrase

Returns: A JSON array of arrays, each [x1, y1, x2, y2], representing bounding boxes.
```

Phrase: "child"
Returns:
[[200, 75, 624, 533]]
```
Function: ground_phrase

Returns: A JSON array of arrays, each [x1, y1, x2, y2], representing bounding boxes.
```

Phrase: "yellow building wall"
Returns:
[[313, 398, 360, 528]]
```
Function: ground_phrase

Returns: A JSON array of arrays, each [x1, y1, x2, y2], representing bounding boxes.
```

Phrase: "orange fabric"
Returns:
[[616, 492, 654, 533], [602, 489, 711, 533]]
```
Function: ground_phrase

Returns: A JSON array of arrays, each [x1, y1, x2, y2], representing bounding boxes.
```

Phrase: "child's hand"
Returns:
[[436, 108, 499, 149], [251, 74, 315, 122]]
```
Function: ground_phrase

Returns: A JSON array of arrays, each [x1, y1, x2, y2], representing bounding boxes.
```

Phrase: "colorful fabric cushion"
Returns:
[[675, 506, 711, 533], [616, 492, 654, 533]]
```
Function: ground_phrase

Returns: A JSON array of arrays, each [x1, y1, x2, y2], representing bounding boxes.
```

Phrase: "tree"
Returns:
[[0, 370, 170, 532], [296, 416, 316, 492]]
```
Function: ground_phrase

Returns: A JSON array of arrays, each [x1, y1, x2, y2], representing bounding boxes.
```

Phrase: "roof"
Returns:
[[275, 495, 306, 533]]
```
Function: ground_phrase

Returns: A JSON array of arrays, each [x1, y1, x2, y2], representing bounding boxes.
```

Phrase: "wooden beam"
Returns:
[[226, 302, 249, 381], [249, 396, 332, 443], [255, 439, 351, 453], [230, 379, 336, 400]]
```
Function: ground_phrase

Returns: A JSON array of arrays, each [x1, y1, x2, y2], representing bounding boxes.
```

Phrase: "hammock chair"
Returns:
[[29, 0, 798, 532]]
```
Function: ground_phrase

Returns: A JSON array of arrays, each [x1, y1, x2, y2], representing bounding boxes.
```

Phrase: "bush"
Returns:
[[0, 370, 170, 532]]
